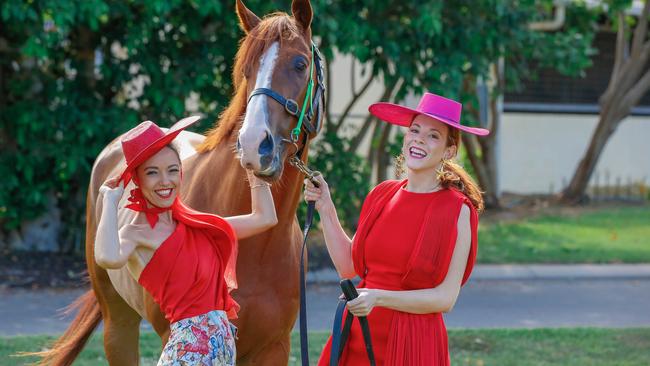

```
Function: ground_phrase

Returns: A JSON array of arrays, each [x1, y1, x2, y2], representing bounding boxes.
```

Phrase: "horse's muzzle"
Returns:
[[237, 132, 281, 177]]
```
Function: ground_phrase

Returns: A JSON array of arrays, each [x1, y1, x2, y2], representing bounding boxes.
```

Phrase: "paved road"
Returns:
[[2, 277, 649, 337]]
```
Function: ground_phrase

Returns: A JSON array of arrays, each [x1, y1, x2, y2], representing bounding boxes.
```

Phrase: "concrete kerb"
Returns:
[[306, 264, 650, 284]]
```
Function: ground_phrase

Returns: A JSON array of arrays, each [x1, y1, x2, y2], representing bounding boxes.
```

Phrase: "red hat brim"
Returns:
[[369, 102, 490, 136], [119, 116, 201, 184]]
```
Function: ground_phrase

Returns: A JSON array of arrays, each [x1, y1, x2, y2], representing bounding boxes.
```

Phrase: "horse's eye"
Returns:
[[293, 57, 308, 72]]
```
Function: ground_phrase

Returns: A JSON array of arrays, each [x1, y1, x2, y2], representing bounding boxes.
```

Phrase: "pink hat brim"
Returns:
[[369, 102, 490, 136]]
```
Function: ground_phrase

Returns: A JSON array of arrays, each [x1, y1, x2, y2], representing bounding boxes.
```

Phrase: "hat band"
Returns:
[[419, 110, 459, 124]]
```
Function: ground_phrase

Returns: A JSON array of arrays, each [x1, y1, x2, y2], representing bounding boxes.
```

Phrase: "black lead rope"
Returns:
[[299, 201, 314, 366], [330, 279, 376, 366], [299, 178, 319, 366]]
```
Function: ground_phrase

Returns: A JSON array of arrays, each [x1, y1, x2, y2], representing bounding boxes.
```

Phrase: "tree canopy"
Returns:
[[1, 0, 601, 249]]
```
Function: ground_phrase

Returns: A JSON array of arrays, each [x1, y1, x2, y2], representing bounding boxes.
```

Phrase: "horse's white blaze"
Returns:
[[239, 42, 279, 169]]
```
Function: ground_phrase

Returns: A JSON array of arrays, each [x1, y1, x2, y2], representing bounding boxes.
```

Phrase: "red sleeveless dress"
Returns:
[[317, 180, 479, 366], [136, 197, 239, 323]]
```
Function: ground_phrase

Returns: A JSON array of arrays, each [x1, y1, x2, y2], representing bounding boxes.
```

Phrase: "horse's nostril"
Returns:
[[258, 132, 274, 156], [236, 138, 242, 151]]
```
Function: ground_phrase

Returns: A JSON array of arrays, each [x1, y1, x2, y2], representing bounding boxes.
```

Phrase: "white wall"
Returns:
[[499, 113, 650, 194]]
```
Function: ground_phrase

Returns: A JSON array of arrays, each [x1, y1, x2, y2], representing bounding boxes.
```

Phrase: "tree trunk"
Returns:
[[374, 122, 393, 183], [347, 77, 400, 154], [460, 69, 502, 209], [75, 27, 97, 90], [462, 134, 498, 206], [563, 2, 649, 203], [562, 101, 622, 202], [365, 119, 382, 169]]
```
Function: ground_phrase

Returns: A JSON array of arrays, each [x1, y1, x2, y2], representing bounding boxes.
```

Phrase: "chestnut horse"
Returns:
[[37, 1, 324, 365]]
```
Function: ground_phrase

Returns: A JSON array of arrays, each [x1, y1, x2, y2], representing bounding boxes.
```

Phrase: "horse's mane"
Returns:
[[198, 12, 302, 152]]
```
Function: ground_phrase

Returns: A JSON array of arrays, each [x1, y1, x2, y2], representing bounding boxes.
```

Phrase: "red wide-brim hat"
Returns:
[[119, 115, 201, 184], [369, 92, 490, 136]]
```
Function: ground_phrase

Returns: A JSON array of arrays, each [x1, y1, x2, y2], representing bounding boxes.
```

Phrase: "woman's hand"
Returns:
[[99, 176, 125, 204], [346, 288, 380, 317], [303, 174, 333, 213]]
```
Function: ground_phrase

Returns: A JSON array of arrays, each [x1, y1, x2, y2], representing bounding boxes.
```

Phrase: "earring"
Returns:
[[436, 157, 449, 180]]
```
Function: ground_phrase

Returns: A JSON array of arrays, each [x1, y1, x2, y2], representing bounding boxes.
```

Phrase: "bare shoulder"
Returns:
[[458, 203, 470, 224], [456, 203, 471, 240]]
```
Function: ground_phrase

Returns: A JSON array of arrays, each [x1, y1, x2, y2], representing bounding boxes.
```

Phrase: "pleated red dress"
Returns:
[[317, 179, 479, 366]]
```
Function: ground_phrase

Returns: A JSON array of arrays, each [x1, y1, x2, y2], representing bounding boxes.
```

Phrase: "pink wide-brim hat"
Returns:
[[119, 116, 201, 184], [369, 92, 490, 136]]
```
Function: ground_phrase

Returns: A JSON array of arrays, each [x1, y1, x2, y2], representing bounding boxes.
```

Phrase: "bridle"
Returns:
[[245, 40, 327, 366], [246, 41, 326, 172]]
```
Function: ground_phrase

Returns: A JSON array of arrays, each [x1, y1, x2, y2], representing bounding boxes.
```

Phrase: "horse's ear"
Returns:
[[236, 0, 261, 34], [291, 0, 313, 34]]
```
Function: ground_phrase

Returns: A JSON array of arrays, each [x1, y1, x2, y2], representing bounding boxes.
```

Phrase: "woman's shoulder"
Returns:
[[441, 189, 478, 227], [368, 179, 404, 196], [442, 187, 474, 206]]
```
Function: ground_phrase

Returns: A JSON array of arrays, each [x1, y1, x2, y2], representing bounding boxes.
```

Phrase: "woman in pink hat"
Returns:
[[305, 93, 489, 365], [95, 116, 277, 366]]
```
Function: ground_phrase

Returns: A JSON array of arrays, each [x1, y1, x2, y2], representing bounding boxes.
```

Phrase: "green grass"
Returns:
[[478, 206, 650, 263], [2, 328, 649, 365]]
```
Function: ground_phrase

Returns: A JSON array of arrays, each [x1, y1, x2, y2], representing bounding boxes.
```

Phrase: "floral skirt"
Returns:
[[158, 310, 237, 366]]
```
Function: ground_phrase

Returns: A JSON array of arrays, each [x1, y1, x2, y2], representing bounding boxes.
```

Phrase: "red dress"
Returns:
[[318, 180, 479, 366]]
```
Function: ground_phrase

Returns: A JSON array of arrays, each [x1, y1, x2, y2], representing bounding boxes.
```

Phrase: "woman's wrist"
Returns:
[[249, 180, 271, 189], [320, 201, 337, 217], [247, 171, 271, 189], [374, 289, 387, 307]]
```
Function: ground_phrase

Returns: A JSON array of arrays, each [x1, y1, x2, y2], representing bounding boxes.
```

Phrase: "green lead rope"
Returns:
[[291, 44, 316, 142]]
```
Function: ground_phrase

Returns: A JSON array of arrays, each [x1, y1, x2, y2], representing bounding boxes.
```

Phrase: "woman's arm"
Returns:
[[94, 179, 137, 269], [304, 175, 356, 278], [347, 204, 472, 316], [224, 171, 278, 240]]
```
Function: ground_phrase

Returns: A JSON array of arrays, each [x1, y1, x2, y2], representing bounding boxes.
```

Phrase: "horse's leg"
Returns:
[[91, 265, 142, 365], [144, 293, 171, 346], [238, 334, 291, 366], [101, 289, 142, 365]]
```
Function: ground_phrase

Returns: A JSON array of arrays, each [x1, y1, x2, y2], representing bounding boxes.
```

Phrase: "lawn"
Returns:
[[477, 206, 650, 263], [2, 328, 649, 365]]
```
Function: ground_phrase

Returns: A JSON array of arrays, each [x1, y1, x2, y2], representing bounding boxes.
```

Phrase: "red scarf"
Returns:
[[125, 187, 171, 228]]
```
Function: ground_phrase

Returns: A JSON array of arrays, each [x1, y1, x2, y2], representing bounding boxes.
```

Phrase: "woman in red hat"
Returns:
[[95, 116, 277, 366], [304, 93, 489, 365]]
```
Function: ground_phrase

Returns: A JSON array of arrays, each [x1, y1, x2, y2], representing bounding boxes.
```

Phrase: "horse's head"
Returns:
[[234, 0, 325, 180]]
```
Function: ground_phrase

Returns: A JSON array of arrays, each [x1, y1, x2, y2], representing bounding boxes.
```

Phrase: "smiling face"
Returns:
[[402, 114, 458, 175], [135, 146, 181, 208]]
